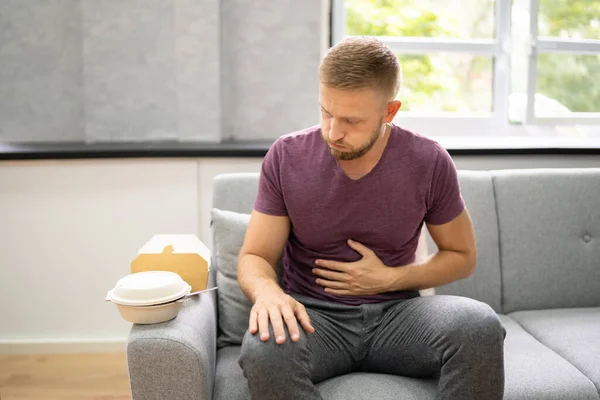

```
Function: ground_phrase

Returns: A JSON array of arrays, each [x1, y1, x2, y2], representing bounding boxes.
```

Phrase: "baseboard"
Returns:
[[0, 337, 127, 354]]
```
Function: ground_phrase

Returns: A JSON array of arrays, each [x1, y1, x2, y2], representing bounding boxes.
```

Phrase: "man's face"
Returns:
[[319, 84, 388, 161]]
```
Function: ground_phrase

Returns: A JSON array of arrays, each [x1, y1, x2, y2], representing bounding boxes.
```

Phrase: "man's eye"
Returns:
[[346, 120, 359, 125]]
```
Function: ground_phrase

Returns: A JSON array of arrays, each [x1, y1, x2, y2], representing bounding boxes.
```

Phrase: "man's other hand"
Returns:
[[249, 288, 315, 344]]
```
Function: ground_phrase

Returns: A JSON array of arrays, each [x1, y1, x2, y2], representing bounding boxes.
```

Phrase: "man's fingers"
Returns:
[[346, 238, 373, 257], [295, 305, 315, 333], [281, 304, 300, 342], [258, 308, 270, 341], [249, 309, 258, 334], [314, 259, 346, 271], [312, 268, 348, 282], [316, 278, 347, 289], [268, 307, 287, 344]]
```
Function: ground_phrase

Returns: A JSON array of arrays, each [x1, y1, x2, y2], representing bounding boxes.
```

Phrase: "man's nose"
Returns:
[[328, 119, 344, 142]]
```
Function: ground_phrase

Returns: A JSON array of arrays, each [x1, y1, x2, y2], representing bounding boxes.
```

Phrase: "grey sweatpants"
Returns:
[[238, 293, 506, 400]]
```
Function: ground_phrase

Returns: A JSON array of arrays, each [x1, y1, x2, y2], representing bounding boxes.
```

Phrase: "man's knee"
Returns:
[[238, 329, 310, 372], [444, 297, 506, 345]]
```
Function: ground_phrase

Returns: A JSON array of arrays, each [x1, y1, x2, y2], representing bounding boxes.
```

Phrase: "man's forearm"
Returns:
[[389, 250, 476, 292], [238, 253, 283, 303]]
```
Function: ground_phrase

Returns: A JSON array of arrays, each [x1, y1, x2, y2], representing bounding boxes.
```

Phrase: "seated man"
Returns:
[[237, 37, 506, 400]]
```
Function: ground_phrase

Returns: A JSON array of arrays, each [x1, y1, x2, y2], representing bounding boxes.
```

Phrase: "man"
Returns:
[[237, 37, 506, 400]]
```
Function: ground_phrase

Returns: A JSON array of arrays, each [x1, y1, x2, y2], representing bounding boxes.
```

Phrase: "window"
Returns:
[[331, 0, 600, 144]]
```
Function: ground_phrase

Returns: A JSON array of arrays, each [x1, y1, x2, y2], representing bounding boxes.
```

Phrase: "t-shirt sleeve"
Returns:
[[253, 140, 288, 216], [424, 144, 465, 225]]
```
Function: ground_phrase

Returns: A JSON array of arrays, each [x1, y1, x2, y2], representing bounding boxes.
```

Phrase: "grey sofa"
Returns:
[[127, 168, 600, 399]]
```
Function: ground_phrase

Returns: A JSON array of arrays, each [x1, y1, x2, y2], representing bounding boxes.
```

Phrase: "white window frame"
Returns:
[[525, 0, 600, 125], [331, 0, 600, 135]]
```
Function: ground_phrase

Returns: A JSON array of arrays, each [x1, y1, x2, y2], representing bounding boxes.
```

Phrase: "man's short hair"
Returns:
[[319, 36, 402, 102]]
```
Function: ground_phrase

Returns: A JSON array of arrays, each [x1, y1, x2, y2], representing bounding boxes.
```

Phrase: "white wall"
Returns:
[[1, 155, 599, 354]]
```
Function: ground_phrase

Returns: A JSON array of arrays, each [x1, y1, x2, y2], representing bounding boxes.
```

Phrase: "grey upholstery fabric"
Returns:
[[500, 315, 599, 399], [127, 284, 217, 400], [214, 346, 250, 400], [317, 373, 437, 400], [509, 308, 600, 396], [493, 169, 600, 313], [212, 173, 260, 214], [429, 170, 502, 312], [210, 208, 253, 347]]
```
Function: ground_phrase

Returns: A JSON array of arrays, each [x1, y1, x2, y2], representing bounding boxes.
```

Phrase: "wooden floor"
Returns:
[[0, 353, 131, 400]]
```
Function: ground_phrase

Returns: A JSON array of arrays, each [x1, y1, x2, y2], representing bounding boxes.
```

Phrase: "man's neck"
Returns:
[[338, 124, 391, 180]]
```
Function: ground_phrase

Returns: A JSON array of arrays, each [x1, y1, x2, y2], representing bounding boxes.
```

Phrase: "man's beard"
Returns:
[[324, 119, 386, 161]]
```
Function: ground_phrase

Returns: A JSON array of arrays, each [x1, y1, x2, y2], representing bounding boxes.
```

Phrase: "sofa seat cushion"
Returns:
[[213, 315, 598, 400], [214, 346, 250, 400], [509, 308, 600, 397], [316, 373, 436, 399], [500, 314, 598, 399]]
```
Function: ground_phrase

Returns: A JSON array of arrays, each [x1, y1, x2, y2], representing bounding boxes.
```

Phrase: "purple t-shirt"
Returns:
[[254, 124, 465, 305]]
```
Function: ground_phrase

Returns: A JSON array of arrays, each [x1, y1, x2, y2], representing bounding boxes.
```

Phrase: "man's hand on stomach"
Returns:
[[313, 239, 395, 296]]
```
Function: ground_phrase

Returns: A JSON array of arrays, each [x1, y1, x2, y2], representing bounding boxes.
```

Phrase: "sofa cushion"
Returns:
[[317, 373, 436, 399], [214, 346, 250, 400], [210, 208, 253, 348], [492, 168, 600, 313], [509, 308, 600, 396], [213, 314, 599, 400], [429, 170, 502, 312], [500, 314, 598, 399]]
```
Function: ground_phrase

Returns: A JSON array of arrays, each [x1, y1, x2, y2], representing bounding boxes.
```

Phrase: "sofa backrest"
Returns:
[[428, 171, 502, 312], [213, 173, 260, 214], [492, 168, 600, 313], [212, 168, 600, 315]]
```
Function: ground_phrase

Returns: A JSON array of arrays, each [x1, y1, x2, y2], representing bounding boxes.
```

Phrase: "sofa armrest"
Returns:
[[126, 290, 217, 400]]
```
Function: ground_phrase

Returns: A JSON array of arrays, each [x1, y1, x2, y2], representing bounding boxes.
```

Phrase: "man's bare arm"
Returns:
[[391, 208, 477, 291], [238, 210, 290, 302], [238, 210, 314, 344]]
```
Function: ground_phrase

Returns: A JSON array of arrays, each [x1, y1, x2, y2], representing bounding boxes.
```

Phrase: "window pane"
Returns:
[[396, 54, 493, 113], [345, 0, 495, 39], [538, 0, 600, 40], [511, 0, 600, 124], [509, 53, 600, 121], [536, 53, 600, 114]]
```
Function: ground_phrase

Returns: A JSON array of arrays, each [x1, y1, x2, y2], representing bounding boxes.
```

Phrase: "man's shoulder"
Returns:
[[392, 125, 445, 161], [274, 125, 322, 149], [267, 125, 323, 162]]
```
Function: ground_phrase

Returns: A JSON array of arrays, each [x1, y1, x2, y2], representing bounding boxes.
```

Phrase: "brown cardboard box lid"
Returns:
[[131, 234, 211, 292]]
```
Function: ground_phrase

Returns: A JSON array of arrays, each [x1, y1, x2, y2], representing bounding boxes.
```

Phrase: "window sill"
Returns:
[[1, 136, 600, 161], [0, 140, 274, 161]]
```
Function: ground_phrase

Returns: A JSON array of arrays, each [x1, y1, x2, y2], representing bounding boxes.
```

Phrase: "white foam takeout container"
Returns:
[[106, 271, 192, 324]]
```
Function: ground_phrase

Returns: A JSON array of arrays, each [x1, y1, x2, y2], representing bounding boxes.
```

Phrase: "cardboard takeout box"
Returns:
[[131, 234, 211, 292]]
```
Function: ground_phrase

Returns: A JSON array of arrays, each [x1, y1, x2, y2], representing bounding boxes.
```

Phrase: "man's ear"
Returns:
[[384, 100, 402, 123]]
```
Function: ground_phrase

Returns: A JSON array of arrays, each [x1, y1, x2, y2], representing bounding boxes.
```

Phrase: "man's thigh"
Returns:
[[359, 295, 504, 378], [289, 293, 365, 383]]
